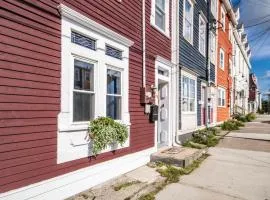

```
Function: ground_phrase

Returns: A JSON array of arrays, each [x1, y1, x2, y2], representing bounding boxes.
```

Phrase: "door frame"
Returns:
[[155, 56, 176, 149]]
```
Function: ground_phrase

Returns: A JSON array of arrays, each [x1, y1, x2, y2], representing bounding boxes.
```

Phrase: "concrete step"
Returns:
[[150, 146, 208, 168]]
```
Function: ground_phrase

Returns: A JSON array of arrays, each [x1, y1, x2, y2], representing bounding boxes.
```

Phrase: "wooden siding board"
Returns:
[[0, 0, 172, 193]]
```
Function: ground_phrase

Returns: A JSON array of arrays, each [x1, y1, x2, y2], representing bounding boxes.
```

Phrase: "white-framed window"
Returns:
[[182, 75, 196, 112], [210, 32, 216, 63], [221, 7, 226, 31], [58, 4, 133, 163], [199, 14, 206, 56], [183, 0, 194, 43], [151, 0, 170, 36], [59, 5, 132, 131], [218, 87, 226, 107], [219, 48, 225, 70]]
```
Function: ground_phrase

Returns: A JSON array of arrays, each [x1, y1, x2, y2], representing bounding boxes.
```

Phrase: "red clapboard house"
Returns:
[[0, 0, 176, 199]]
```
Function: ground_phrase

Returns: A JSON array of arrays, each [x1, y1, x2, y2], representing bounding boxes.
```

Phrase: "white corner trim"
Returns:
[[0, 147, 156, 200], [58, 4, 134, 47]]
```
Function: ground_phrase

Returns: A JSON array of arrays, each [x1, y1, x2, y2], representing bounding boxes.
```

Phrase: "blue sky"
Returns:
[[232, 0, 270, 98]]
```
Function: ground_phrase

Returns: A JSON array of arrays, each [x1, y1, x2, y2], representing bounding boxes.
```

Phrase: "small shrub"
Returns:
[[234, 120, 245, 127], [246, 113, 256, 122], [221, 120, 240, 131]]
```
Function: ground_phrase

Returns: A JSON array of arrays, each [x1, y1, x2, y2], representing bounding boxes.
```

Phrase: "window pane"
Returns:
[[71, 32, 96, 50], [190, 79, 195, 98], [74, 59, 94, 91], [107, 69, 121, 94], [184, 19, 192, 40], [107, 96, 121, 119], [106, 45, 122, 60], [73, 92, 94, 122], [182, 98, 188, 111], [156, 0, 165, 10], [183, 76, 189, 97], [155, 8, 165, 30], [190, 99, 195, 112]]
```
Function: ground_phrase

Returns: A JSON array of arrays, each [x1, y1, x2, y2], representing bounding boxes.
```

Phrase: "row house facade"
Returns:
[[0, 0, 253, 199], [248, 73, 261, 113], [232, 13, 251, 115]]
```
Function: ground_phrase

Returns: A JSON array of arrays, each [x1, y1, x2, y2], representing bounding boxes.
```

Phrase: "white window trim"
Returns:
[[150, 0, 170, 38], [221, 6, 226, 32], [183, 0, 194, 44], [181, 71, 197, 114], [198, 14, 206, 56], [219, 48, 225, 70], [57, 4, 132, 163], [218, 87, 226, 107]]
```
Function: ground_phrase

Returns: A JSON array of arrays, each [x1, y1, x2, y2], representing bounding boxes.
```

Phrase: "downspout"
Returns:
[[171, 0, 182, 146], [206, 0, 211, 127], [142, 0, 146, 88]]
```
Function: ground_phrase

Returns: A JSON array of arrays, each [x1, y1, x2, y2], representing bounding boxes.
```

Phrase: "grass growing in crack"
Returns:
[[113, 181, 141, 191], [139, 154, 209, 200], [157, 154, 209, 183]]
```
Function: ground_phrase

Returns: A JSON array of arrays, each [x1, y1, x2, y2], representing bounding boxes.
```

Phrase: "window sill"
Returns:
[[183, 36, 193, 46], [217, 105, 226, 108], [219, 66, 225, 71], [150, 22, 170, 39]]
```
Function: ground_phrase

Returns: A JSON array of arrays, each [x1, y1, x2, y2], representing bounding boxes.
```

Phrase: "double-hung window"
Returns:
[[199, 15, 206, 55], [151, 0, 169, 36], [219, 48, 225, 70], [183, 0, 194, 43], [182, 76, 196, 112], [58, 4, 133, 163], [218, 87, 226, 107]]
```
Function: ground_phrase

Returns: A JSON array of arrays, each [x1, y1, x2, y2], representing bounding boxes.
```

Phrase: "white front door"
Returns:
[[158, 80, 169, 147]]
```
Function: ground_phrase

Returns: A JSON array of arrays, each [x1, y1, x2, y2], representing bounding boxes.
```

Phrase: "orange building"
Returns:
[[217, 0, 233, 122]]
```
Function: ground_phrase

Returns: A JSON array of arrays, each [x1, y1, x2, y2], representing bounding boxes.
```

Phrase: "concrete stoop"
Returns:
[[150, 146, 208, 168]]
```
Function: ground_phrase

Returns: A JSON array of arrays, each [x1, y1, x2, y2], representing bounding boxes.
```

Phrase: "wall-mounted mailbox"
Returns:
[[149, 104, 158, 122]]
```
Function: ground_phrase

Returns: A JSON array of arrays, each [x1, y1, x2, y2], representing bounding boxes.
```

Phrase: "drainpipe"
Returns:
[[142, 0, 146, 88], [171, 0, 182, 146], [206, 0, 211, 127]]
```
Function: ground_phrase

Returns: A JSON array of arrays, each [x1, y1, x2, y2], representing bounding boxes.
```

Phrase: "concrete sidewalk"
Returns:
[[156, 115, 270, 200]]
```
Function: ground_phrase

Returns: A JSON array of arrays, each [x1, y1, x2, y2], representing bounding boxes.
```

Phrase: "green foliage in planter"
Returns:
[[221, 120, 240, 131], [246, 113, 256, 122], [88, 117, 128, 156]]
